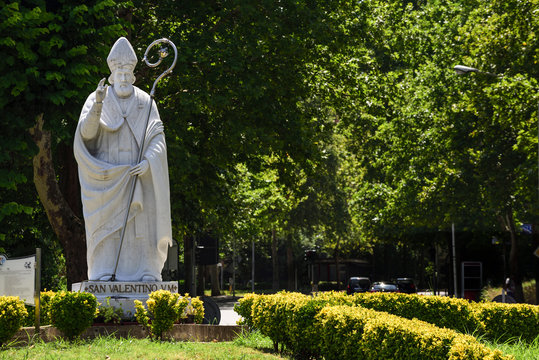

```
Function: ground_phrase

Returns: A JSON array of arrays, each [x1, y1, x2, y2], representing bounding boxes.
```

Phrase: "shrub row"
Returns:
[[236, 292, 529, 359], [311, 291, 539, 342], [316, 305, 510, 360], [0, 290, 205, 344], [348, 292, 539, 342]]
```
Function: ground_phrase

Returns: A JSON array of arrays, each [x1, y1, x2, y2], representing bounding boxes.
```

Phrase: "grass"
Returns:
[[483, 336, 539, 360], [0, 331, 289, 360], [2, 330, 537, 359]]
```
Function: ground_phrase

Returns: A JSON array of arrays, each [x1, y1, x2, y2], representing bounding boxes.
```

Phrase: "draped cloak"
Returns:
[[74, 86, 172, 281]]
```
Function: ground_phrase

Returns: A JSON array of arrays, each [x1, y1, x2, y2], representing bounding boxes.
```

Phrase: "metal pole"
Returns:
[[251, 240, 255, 292], [34, 248, 41, 334], [192, 236, 196, 296], [232, 238, 236, 297], [452, 223, 458, 297]]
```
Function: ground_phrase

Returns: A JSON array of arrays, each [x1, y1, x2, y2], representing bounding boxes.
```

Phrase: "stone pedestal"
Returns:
[[72, 281, 179, 319]]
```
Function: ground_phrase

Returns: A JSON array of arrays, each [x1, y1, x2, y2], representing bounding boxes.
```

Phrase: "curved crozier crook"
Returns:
[[142, 38, 178, 97]]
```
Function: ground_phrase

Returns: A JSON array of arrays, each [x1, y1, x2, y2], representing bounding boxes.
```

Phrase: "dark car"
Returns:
[[370, 282, 399, 293], [346, 277, 371, 294], [396, 278, 416, 294]]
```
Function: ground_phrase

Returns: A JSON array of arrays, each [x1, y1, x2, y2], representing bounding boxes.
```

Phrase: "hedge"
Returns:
[[475, 302, 539, 342], [236, 292, 535, 359], [48, 291, 98, 340], [348, 292, 483, 334], [0, 296, 28, 345], [316, 305, 512, 360]]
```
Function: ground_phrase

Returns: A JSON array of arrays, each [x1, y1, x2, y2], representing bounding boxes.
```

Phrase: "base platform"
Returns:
[[72, 281, 179, 319]]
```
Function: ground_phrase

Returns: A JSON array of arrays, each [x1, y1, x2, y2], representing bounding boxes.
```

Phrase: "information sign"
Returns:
[[0, 254, 36, 305]]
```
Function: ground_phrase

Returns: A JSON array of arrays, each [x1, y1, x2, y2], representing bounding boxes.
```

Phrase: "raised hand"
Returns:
[[95, 78, 108, 103]]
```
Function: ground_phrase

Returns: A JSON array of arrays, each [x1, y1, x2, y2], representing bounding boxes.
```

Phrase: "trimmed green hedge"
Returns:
[[316, 305, 511, 360], [475, 302, 539, 342], [236, 292, 534, 359], [348, 292, 483, 334], [49, 291, 98, 340]]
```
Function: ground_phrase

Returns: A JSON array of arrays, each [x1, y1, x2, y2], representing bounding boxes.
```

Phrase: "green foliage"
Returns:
[[351, 292, 484, 334], [97, 297, 123, 324], [316, 305, 511, 360], [143, 290, 180, 340], [239, 292, 514, 359], [187, 296, 204, 324], [23, 290, 56, 327], [476, 302, 539, 343], [0, 0, 128, 282], [234, 293, 258, 328], [48, 291, 98, 340], [134, 290, 196, 340], [0, 296, 28, 345]]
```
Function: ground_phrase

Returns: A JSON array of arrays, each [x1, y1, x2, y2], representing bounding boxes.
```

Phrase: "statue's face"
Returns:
[[112, 68, 134, 98]]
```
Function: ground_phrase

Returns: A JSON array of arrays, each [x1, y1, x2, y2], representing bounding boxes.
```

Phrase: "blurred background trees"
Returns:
[[1, 0, 537, 302]]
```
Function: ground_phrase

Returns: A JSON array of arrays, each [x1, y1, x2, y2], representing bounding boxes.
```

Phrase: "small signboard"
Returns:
[[0, 254, 36, 305], [521, 223, 533, 234]]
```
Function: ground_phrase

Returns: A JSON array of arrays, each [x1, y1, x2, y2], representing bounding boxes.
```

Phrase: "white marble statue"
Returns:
[[74, 37, 172, 282]]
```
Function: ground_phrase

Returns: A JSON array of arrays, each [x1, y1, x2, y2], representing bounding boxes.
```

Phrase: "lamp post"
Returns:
[[453, 64, 539, 302]]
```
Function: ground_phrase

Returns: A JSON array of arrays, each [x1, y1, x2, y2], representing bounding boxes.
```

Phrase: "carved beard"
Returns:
[[114, 82, 134, 98]]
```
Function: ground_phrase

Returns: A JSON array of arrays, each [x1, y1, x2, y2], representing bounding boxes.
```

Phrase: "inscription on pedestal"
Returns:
[[72, 281, 180, 319], [83, 282, 178, 295]]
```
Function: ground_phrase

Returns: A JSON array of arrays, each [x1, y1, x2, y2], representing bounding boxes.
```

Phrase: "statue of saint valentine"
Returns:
[[74, 37, 172, 282]]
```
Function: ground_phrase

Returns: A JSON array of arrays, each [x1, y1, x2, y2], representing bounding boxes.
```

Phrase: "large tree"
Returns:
[[0, 0, 128, 286]]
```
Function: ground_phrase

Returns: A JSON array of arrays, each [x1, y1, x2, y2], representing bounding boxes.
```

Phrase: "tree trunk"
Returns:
[[286, 234, 294, 291], [196, 264, 205, 296], [209, 263, 221, 296], [334, 239, 341, 290], [533, 225, 539, 305], [29, 114, 87, 288], [184, 235, 194, 294], [271, 228, 279, 291], [499, 211, 524, 302]]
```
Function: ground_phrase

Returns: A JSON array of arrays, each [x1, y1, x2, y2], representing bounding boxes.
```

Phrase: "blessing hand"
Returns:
[[95, 78, 108, 103]]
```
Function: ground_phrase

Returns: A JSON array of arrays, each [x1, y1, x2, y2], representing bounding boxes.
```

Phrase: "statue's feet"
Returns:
[[98, 275, 112, 281], [142, 275, 157, 281]]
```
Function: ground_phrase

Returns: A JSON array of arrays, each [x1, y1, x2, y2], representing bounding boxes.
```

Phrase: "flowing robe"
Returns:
[[74, 86, 172, 281]]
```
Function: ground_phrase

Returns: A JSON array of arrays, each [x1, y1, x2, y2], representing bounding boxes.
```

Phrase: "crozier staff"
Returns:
[[74, 37, 172, 282]]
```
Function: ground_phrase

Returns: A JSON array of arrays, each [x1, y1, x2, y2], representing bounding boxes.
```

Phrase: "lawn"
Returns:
[[2, 330, 538, 359], [0, 331, 290, 360]]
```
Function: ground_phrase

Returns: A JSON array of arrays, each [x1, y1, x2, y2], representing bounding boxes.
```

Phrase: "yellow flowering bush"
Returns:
[[316, 305, 512, 360], [48, 291, 97, 340], [187, 295, 204, 324], [134, 290, 201, 340], [0, 296, 28, 345], [474, 302, 539, 342], [23, 290, 56, 327], [350, 292, 484, 334], [234, 293, 258, 327]]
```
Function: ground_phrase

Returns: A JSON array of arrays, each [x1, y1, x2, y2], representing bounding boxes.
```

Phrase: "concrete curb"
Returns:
[[12, 323, 245, 344]]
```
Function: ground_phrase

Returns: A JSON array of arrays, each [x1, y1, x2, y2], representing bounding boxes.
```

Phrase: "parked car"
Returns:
[[396, 278, 417, 293], [347, 277, 371, 294], [370, 282, 399, 293]]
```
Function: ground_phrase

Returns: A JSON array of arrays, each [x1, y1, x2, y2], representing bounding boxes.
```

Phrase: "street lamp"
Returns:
[[453, 65, 498, 77], [453, 63, 539, 302]]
